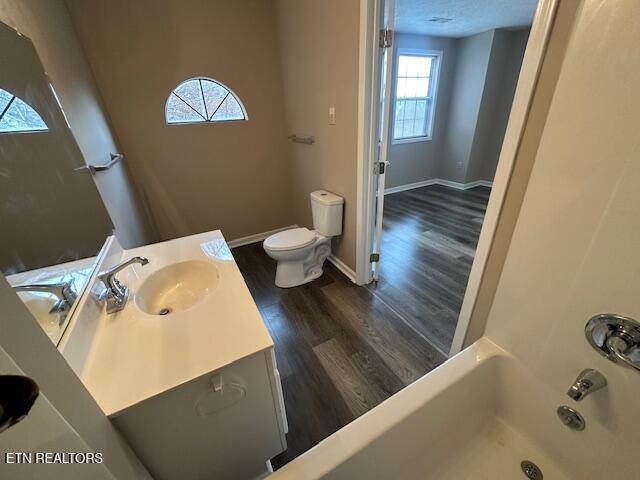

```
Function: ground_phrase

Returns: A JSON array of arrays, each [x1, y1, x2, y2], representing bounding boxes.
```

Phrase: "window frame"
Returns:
[[164, 76, 248, 126], [391, 48, 442, 145]]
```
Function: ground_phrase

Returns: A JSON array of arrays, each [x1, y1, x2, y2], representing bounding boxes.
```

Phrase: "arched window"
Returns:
[[0, 88, 48, 133], [165, 77, 247, 125]]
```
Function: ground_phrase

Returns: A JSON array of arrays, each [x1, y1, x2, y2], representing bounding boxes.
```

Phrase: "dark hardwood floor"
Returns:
[[231, 184, 488, 468], [232, 243, 446, 469], [370, 184, 492, 354]]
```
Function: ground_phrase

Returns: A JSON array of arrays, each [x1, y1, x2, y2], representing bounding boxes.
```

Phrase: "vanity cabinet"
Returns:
[[59, 232, 289, 480], [111, 349, 287, 480]]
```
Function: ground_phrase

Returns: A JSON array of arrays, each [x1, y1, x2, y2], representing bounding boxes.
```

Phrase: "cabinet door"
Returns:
[[113, 351, 285, 480]]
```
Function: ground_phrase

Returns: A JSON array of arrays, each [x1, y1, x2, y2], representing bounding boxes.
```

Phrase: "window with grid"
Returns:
[[165, 77, 247, 125], [393, 51, 440, 142]]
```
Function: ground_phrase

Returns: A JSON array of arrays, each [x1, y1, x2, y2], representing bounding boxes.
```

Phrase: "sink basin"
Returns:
[[134, 260, 219, 315]]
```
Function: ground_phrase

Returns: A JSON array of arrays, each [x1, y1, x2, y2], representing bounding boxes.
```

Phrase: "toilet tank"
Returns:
[[310, 190, 344, 237]]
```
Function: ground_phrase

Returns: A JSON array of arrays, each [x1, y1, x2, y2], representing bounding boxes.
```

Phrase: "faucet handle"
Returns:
[[585, 314, 640, 371]]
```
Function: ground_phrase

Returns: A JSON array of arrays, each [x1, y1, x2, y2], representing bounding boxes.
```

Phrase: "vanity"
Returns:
[[57, 231, 288, 480]]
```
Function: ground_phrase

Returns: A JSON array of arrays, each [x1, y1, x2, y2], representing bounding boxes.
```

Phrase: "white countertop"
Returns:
[[63, 230, 274, 417]]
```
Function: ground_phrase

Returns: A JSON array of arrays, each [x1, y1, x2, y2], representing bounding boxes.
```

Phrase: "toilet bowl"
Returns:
[[263, 190, 343, 288]]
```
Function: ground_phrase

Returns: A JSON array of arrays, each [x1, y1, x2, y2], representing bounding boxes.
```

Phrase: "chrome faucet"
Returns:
[[12, 282, 77, 313], [98, 256, 149, 314], [567, 369, 607, 401]]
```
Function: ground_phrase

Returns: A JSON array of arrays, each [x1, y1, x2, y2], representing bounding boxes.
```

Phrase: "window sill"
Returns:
[[392, 135, 432, 145]]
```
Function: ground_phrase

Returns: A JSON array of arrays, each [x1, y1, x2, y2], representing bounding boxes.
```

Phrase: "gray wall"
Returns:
[[275, 0, 361, 269], [387, 29, 529, 189], [0, 21, 112, 273], [465, 28, 530, 183], [439, 30, 495, 183], [66, 0, 295, 245], [0, 0, 154, 249], [385, 34, 457, 189]]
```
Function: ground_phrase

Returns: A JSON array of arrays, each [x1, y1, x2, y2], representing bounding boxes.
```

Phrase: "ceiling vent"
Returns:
[[428, 17, 453, 23]]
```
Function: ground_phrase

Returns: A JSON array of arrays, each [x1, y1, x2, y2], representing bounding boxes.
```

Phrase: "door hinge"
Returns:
[[379, 28, 393, 48], [373, 161, 388, 174], [370, 253, 380, 263]]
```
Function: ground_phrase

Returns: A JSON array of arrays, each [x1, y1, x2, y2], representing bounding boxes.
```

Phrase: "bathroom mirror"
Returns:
[[0, 21, 113, 344]]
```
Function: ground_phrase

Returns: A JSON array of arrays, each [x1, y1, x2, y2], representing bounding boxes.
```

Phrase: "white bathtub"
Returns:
[[270, 338, 624, 479]]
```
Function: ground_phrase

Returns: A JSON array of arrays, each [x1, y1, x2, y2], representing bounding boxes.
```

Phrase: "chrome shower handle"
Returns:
[[585, 313, 640, 371], [605, 335, 640, 371]]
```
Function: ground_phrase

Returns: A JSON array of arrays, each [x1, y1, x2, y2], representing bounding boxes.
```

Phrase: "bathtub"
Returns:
[[270, 338, 624, 479]]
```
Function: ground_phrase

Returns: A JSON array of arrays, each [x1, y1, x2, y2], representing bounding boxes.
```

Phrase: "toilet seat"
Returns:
[[264, 227, 317, 252]]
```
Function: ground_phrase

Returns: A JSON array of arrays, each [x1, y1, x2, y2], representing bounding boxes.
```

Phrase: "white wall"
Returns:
[[385, 34, 457, 189], [485, 0, 640, 471]]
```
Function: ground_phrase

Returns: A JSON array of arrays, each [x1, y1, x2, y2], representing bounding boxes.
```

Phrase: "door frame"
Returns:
[[355, 0, 561, 355]]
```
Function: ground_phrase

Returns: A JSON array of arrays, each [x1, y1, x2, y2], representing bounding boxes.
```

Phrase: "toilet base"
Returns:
[[275, 262, 324, 288], [268, 237, 332, 288]]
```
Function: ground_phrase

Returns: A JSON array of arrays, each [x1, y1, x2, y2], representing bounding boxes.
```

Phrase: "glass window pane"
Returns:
[[415, 99, 427, 121], [398, 56, 409, 77], [403, 117, 415, 137], [0, 88, 12, 113], [201, 80, 229, 119], [404, 78, 418, 98], [395, 100, 405, 122], [406, 57, 419, 77], [211, 95, 244, 121], [396, 77, 407, 98], [173, 80, 206, 118], [165, 78, 246, 125], [0, 95, 47, 133], [416, 78, 430, 97], [404, 100, 416, 121], [394, 119, 404, 138], [166, 93, 204, 123]]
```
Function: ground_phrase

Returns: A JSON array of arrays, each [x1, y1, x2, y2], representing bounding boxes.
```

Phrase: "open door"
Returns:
[[370, 0, 395, 282]]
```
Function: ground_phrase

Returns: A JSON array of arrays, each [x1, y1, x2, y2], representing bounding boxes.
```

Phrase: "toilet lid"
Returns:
[[264, 228, 317, 251]]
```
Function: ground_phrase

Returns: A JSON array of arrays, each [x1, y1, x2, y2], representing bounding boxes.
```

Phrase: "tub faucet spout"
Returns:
[[567, 369, 606, 401]]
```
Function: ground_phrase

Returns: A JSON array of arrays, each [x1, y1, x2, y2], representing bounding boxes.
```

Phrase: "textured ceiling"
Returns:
[[395, 0, 537, 38]]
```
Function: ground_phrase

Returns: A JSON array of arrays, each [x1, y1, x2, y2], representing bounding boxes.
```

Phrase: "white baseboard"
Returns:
[[228, 226, 357, 284], [227, 225, 298, 248], [327, 254, 357, 283], [438, 179, 494, 190], [384, 179, 440, 195], [385, 178, 493, 194]]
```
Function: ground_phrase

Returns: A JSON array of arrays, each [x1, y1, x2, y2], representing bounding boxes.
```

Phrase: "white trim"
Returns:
[[391, 48, 443, 144], [356, 0, 382, 285], [391, 135, 432, 145], [450, 0, 560, 356], [327, 255, 357, 283], [227, 225, 297, 248], [228, 226, 357, 284], [384, 178, 492, 195]]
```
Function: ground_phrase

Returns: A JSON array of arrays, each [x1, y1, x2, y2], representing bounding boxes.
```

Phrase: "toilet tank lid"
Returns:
[[310, 190, 343, 206]]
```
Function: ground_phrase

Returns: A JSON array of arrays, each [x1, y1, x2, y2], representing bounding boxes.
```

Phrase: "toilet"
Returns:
[[263, 190, 344, 288]]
